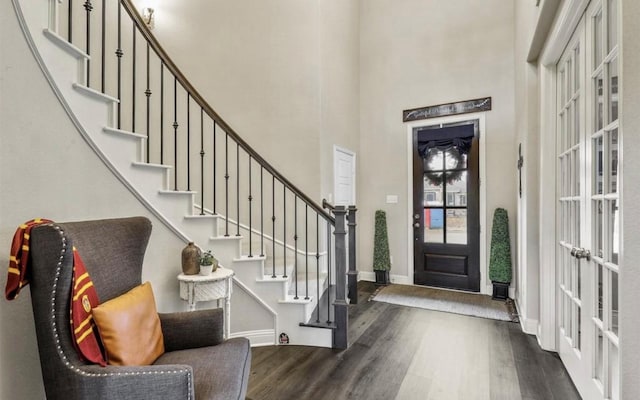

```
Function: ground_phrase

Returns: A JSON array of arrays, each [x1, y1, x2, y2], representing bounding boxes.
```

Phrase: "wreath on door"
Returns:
[[424, 147, 465, 187]]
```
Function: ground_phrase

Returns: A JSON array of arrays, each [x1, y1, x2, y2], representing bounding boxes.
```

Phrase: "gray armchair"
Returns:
[[28, 217, 251, 399]]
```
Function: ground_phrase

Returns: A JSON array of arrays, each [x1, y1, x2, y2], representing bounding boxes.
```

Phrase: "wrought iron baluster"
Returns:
[[283, 186, 287, 278], [132, 24, 136, 132], [160, 63, 164, 164], [260, 166, 264, 257], [145, 43, 151, 163], [213, 122, 217, 214], [173, 77, 178, 190], [187, 93, 191, 191], [236, 143, 240, 237], [84, 1, 92, 86], [272, 175, 276, 278], [316, 213, 320, 323], [68, 0, 73, 43], [305, 204, 309, 300], [327, 219, 332, 324], [100, 0, 105, 93], [248, 156, 253, 257], [116, 2, 122, 128], [199, 108, 205, 215], [294, 196, 298, 299], [224, 133, 229, 236]]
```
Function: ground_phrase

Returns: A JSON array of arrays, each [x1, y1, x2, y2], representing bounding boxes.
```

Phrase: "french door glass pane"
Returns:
[[609, 200, 619, 264], [594, 200, 603, 258], [596, 330, 604, 383], [446, 171, 467, 206], [608, 0, 618, 51], [611, 270, 619, 335], [609, 129, 618, 193], [575, 46, 581, 90], [446, 209, 467, 245], [595, 72, 604, 130], [594, 10, 603, 66], [597, 263, 604, 321], [577, 307, 582, 349], [609, 58, 619, 123], [594, 136, 604, 194], [574, 99, 580, 145]]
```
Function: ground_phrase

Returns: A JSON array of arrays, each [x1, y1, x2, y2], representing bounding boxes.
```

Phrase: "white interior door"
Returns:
[[556, 1, 620, 399], [334, 146, 356, 206]]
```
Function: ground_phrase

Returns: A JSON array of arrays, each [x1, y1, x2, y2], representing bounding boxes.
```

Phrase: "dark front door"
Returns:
[[413, 121, 480, 292]]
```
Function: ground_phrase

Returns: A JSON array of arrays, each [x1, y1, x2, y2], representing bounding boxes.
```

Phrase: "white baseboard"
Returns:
[[514, 300, 539, 335], [359, 271, 412, 285], [229, 329, 276, 347]]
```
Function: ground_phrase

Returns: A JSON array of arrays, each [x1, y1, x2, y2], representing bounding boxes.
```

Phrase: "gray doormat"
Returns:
[[371, 284, 519, 323]]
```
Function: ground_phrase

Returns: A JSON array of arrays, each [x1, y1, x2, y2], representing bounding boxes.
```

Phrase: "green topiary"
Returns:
[[489, 208, 512, 283], [373, 210, 391, 272]]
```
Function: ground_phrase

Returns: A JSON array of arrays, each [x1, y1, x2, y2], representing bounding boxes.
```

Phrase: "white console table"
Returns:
[[177, 267, 234, 339]]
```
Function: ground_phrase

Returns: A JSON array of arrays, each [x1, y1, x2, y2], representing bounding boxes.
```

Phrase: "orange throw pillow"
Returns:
[[92, 282, 164, 366]]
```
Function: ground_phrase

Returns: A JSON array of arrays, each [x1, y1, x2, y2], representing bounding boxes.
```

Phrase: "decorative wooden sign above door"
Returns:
[[403, 97, 492, 123]]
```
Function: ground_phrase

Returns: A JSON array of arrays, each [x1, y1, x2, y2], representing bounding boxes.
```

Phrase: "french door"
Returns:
[[556, 1, 620, 399]]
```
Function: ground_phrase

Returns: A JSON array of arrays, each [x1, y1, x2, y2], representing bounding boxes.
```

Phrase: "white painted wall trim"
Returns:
[[405, 113, 488, 294], [515, 298, 540, 335], [540, 0, 590, 66]]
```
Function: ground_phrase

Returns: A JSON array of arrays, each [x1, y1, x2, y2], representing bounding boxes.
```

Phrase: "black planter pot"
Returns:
[[492, 281, 510, 300], [374, 270, 390, 286]]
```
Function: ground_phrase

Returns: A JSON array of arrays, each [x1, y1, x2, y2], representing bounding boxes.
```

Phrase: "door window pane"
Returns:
[[594, 136, 604, 194], [424, 174, 443, 206], [424, 149, 444, 171], [446, 171, 467, 206], [444, 147, 467, 170], [424, 208, 444, 243], [609, 129, 618, 194], [594, 10, 603, 66], [575, 45, 581, 90], [609, 58, 619, 123], [596, 330, 604, 384], [574, 99, 580, 146], [597, 263, 604, 321], [611, 270, 619, 336], [446, 209, 467, 245], [595, 72, 604, 130], [594, 200, 603, 259], [609, 199, 619, 264], [608, 0, 618, 51]]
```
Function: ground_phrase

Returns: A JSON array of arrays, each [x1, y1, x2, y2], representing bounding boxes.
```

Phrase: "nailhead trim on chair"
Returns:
[[46, 224, 192, 399]]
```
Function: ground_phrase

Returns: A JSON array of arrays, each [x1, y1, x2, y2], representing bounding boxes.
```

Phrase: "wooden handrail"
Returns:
[[120, 0, 335, 224]]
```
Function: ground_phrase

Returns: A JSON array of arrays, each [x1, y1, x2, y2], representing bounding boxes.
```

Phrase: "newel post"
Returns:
[[333, 206, 348, 349], [347, 206, 358, 304]]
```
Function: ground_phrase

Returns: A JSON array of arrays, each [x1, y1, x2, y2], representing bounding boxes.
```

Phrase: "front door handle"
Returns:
[[414, 222, 420, 229]]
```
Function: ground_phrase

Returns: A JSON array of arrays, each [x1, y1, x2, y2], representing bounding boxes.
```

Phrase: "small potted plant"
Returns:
[[199, 250, 218, 275], [373, 210, 391, 285]]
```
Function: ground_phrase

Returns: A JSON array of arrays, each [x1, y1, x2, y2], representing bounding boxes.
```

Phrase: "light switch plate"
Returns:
[[386, 195, 398, 204]]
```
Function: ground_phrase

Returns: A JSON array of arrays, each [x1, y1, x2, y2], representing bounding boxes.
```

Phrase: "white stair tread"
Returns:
[[103, 126, 147, 140], [234, 255, 267, 262], [43, 28, 89, 59], [132, 161, 172, 170], [279, 296, 314, 304], [159, 190, 196, 195], [184, 214, 220, 220], [72, 83, 119, 103]]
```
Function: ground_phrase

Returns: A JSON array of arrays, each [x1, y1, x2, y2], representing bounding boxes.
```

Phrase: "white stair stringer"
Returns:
[[13, 0, 333, 348]]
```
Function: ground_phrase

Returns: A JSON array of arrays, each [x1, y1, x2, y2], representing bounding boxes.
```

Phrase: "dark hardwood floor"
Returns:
[[247, 281, 581, 400]]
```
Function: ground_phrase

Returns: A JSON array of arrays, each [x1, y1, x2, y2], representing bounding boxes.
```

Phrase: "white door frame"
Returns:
[[333, 145, 356, 206], [405, 112, 488, 294]]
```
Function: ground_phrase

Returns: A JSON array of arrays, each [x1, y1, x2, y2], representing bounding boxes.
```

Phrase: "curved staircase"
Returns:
[[13, 0, 355, 348]]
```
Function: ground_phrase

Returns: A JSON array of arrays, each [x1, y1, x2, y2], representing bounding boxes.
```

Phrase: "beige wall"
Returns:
[[358, 0, 517, 287]]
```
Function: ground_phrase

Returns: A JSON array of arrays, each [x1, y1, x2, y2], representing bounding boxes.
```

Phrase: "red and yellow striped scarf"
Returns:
[[5, 219, 106, 366]]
